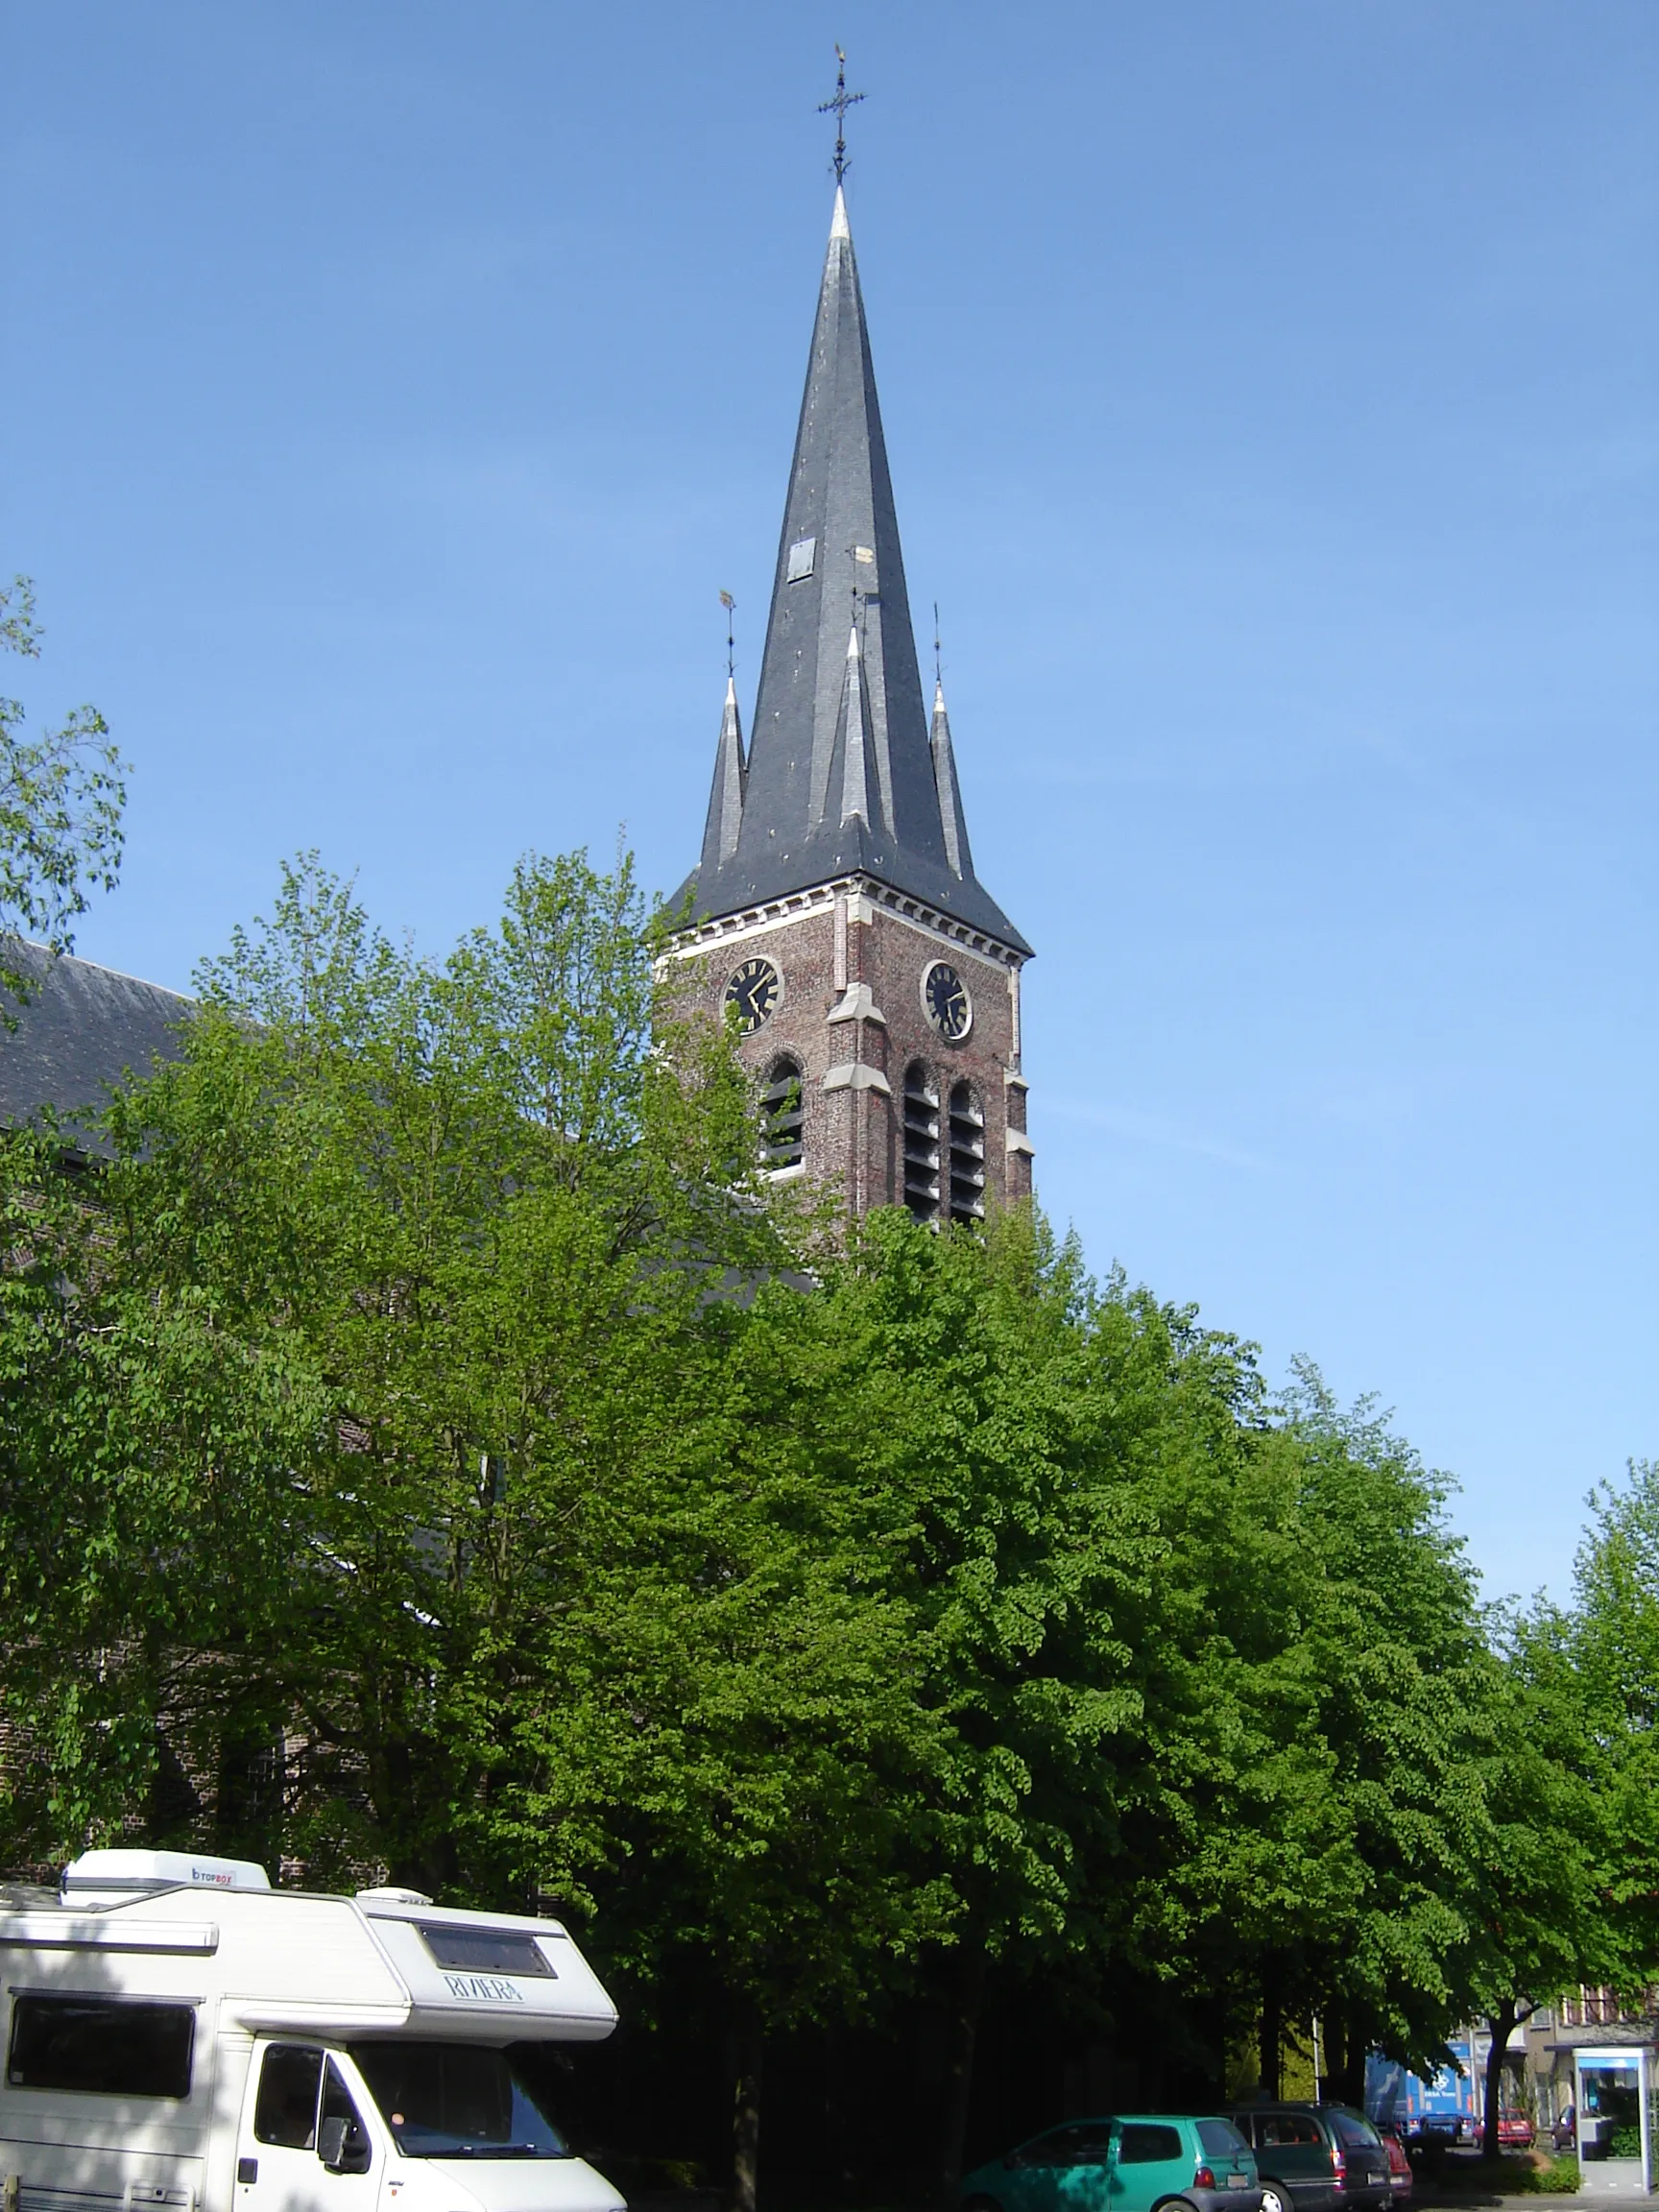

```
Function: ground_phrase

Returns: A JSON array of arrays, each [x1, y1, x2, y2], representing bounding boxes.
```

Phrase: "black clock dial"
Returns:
[[724, 956, 781, 1035], [924, 961, 973, 1043]]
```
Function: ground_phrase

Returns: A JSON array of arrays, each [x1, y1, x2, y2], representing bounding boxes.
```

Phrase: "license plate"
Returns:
[[1228, 2176, 1250, 2189]]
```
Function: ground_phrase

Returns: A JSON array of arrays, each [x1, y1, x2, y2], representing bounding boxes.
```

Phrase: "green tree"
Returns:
[[1458, 1610, 1619, 2159], [505, 1253, 955, 2212], [1565, 1461, 1659, 1981], [1063, 1358, 1494, 2109], [822, 1215, 1160, 2207], [1, 845, 767, 1868], [1267, 1377, 1492, 2101], [0, 576, 126, 1012]]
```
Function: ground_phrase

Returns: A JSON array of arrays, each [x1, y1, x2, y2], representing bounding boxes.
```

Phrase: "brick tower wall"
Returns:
[[668, 879, 1032, 1220]]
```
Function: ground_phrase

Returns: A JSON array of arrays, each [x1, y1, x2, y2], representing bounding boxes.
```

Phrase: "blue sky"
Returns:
[[5, 2, 1654, 1602]]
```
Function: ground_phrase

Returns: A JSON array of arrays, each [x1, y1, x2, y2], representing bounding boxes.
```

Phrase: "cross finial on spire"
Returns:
[[817, 46, 865, 187]]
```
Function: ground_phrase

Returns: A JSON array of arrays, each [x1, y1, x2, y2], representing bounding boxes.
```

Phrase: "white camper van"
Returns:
[[0, 1848, 627, 2212]]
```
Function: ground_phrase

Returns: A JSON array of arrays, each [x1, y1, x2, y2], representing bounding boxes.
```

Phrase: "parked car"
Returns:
[[1405, 2112, 1471, 2163], [1374, 2124, 1413, 2199], [1230, 2104, 1392, 2212], [960, 2114, 1262, 2212], [1497, 2112, 1536, 2151]]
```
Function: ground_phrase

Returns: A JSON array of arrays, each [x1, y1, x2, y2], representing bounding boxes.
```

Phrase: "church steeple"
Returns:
[[669, 144, 1035, 1225], [684, 188, 1028, 957]]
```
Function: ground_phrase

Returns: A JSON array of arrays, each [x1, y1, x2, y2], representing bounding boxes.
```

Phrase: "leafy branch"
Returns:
[[1, 574, 127, 1015]]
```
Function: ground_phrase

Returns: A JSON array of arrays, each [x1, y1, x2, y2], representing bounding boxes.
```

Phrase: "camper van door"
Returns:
[[235, 2039, 381, 2207]]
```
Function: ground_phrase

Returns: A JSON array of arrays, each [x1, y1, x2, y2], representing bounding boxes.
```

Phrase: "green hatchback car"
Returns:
[[961, 2114, 1262, 2212]]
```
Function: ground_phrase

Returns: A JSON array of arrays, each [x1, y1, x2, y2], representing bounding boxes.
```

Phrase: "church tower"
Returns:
[[670, 186, 1033, 1221]]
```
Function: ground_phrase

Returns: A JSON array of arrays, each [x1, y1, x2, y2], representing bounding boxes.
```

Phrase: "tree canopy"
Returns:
[[0, 843, 1648, 2208]]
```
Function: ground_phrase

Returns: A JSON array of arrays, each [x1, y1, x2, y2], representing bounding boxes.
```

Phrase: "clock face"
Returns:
[[724, 956, 781, 1035], [923, 961, 973, 1043]]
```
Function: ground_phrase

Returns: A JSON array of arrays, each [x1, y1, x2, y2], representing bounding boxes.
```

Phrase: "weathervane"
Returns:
[[817, 46, 865, 187], [720, 589, 735, 679], [933, 601, 943, 689]]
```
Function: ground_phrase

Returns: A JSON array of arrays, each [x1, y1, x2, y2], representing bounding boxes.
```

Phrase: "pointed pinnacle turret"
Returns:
[[698, 677, 746, 875], [830, 623, 882, 829], [930, 678, 974, 881]]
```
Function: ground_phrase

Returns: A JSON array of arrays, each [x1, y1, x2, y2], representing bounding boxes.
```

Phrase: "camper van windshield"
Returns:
[[350, 2042, 571, 2158]]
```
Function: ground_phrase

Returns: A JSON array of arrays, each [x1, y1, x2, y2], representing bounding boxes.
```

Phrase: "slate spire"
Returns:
[[698, 677, 746, 875], [683, 188, 1027, 955]]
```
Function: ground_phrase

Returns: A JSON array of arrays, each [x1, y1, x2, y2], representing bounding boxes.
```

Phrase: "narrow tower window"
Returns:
[[760, 1056, 805, 1170], [902, 1063, 941, 1221], [947, 1080, 986, 1225]]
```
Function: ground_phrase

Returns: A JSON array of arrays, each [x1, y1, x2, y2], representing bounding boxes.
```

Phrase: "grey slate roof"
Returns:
[[682, 191, 1030, 958], [0, 940, 192, 1150]]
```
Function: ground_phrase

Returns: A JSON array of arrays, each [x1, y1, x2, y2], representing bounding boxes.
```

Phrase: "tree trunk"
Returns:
[[1259, 1973, 1284, 2102], [1481, 2000, 1527, 2161], [936, 1936, 988, 2212], [1325, 2010, 1366, 2109], [732, 2009, 765, 2212]]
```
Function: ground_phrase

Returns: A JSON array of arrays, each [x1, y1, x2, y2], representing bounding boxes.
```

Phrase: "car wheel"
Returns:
[[1260, 2182, 1293, 2212]]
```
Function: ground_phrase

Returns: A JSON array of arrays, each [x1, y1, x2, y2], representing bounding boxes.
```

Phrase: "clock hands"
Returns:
[[724, 958, 781, 1035]]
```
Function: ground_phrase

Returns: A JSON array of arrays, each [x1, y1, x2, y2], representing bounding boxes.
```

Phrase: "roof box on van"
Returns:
[[61, 1849, 273, 1906]]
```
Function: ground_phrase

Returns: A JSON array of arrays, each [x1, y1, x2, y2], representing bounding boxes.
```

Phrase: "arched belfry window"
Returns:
[[760, 1056, 805, 1171], [902, 1063, 941, 1221], [948, 1080, 986, 1225]]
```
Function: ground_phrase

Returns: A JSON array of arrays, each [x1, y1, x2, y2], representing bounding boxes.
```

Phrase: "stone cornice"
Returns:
[[667, 873, 1025, 973]]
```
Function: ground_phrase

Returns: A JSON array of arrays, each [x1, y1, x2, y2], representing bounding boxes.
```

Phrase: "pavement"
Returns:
[[1410, 2157, 1659, 2210], [1576, 2165, 1659, 2202]]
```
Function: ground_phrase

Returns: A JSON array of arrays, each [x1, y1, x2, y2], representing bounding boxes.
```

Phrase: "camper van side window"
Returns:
[[254, 2043, 325, 2148], [8, 1994, 195, 2099], [415, 1923, 556, 1979]]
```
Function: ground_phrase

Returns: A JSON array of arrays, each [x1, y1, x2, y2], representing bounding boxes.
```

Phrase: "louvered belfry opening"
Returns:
[[948, 1079, 986, 1225], [760, 1056, 805, 1170], [902, 1062, 941, 1221]]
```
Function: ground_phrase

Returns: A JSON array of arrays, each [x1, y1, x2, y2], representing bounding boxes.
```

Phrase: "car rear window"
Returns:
[[1258, 2111, 1324, 2147], [1120, 2124, 1185, 2164], [1330, 2113, 1381, 2150], [1200, 2120, 1251, 2157]]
